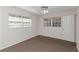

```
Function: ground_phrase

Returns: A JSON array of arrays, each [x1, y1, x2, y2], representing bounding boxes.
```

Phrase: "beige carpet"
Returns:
[[0, 35, 78, 52]]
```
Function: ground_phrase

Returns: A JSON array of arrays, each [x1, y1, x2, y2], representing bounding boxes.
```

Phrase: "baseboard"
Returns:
[[0, 35, 38, 50], [0, 35, 76, 50], [38, 35, 76, 44]]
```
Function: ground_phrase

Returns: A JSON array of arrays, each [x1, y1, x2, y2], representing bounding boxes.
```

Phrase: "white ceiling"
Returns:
[[17, 6, 77, 15]]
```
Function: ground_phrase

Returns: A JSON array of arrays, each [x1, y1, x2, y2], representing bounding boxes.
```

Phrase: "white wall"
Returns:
[[62, 15, 75, 42], [0, 7, 3, 49], [39, 9, 75, 42], [76, 8, 79, 51], [0, 7, 39, 50]]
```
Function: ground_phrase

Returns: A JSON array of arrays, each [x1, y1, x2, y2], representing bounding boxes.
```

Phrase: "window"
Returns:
[[44, 18, 51, 27], [52, 17, 61, 27], [44, 17, 61, 27], [9, 15, 22, 28], [9, 14, 32, 28], [23, 17, 32, 27]]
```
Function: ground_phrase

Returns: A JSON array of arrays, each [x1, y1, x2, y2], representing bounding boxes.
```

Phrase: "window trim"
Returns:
[[44, 17, 61, 27], [8, 14, 32, 28]]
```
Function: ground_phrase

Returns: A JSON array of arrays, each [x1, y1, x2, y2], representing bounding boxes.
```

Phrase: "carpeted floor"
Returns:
[[0, 35, 78, 52]]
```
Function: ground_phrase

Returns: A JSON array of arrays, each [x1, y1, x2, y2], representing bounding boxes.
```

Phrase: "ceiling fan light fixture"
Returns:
[[42, 6, 48, 14]]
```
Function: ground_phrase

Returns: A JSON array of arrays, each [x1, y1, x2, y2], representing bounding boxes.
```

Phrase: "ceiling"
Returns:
[[17, 6, 77, 15]]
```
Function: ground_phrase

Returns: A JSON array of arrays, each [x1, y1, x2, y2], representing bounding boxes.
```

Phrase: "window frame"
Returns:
[[44, 17, 61, 27], [8, 14, 32, 28]]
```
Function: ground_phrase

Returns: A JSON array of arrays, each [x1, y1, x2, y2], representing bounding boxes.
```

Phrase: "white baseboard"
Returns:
[[0, 35, 37, 50]]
